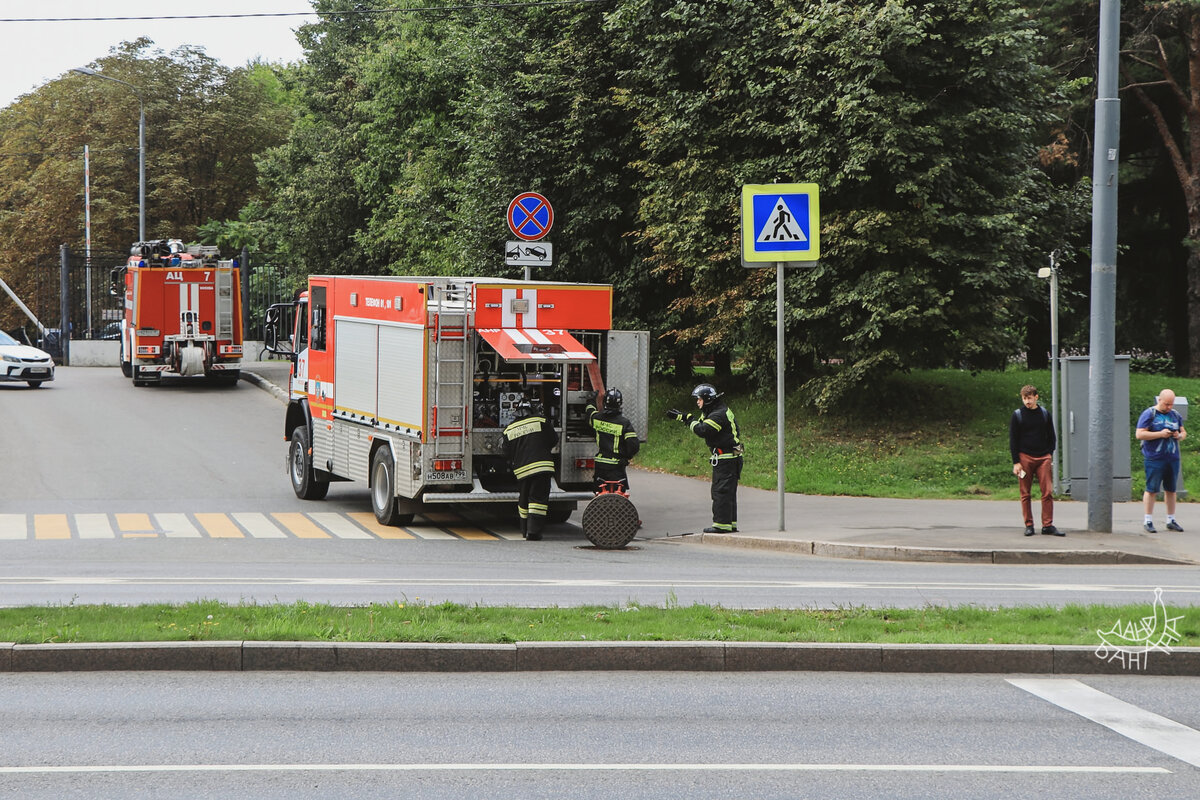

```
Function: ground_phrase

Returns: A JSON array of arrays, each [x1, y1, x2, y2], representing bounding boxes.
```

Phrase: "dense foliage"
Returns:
[[10, 1, 1200, 409], [0, 40, 291, 332]]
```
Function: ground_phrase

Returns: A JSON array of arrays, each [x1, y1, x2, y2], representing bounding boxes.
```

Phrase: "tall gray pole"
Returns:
[[59, 244, 70, 367], [1088, 0, 1120, 532], [776, 262, 785, 531], [1048, 253, 1060, 494], [137, 101, 145, 243]]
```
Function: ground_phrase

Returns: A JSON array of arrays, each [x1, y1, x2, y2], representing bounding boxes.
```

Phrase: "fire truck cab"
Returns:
[[263, 275, 648, 526]]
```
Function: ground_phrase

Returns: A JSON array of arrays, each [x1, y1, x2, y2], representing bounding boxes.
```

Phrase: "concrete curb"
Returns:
[[686, 532, 1196, 566], [240, 369, 288, 404], [2, 641, 1197, 674]]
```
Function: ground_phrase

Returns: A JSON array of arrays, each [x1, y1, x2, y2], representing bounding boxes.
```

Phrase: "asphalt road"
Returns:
[[1, 672, 1197, 799], [2, 367, 1200, 608]]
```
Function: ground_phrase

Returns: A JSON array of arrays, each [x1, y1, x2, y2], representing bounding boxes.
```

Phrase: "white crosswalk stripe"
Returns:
[[231, 512, 287, 539], [75, 513, 115, 539], [0, 514, 27, 539], [308, 512, 374, 539], [155, 513, 201, 538]]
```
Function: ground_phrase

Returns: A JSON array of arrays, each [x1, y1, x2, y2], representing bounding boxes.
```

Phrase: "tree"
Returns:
[[613, 0, 1068, 408], [1121, 2, 1200, 375]]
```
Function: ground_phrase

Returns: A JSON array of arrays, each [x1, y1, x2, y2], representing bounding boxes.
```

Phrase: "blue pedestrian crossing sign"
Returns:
[[741, 183, 820, 263]]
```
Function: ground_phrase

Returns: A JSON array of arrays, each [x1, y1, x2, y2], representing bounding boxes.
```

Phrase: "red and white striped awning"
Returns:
[[477, 328, 595, 363]]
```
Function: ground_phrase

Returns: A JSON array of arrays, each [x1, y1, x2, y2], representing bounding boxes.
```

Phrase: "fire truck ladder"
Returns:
[[429, 280, 472, 463]]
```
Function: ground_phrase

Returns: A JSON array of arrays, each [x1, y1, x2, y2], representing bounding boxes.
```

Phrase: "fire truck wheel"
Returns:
[[370, 446, 414, 526], [548, 503, 574, 524], [119, 341, 131, 378], [289, 426, 329, 500]]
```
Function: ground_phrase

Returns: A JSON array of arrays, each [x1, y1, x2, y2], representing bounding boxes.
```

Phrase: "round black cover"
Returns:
[[581, 492, 639, 549]]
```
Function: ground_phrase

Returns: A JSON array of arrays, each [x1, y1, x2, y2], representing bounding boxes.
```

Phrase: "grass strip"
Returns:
[[0, 600, 1196, 646]]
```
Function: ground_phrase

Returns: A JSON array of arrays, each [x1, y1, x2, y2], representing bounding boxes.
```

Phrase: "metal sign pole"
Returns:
[[776, 261, 785, 531]]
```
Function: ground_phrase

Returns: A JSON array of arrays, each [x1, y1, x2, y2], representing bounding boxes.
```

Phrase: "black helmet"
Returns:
[[691, 383, 721, 406], [603, 388, 623, 410], [513, 398, 533, 419]]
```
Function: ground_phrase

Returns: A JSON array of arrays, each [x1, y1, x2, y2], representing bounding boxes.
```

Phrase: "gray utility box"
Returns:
[[1060, 355, 1131, 500]]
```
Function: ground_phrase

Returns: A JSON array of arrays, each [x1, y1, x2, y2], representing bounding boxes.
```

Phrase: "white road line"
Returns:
[[232, 512, 287, 539], [154, 513, 200, 538], [0, 514, 27, 539], [75, 514, 115, 539], [0, 763, 1168, 775], [308, 513, 373, 539], [1008, 678, 1200, 768]]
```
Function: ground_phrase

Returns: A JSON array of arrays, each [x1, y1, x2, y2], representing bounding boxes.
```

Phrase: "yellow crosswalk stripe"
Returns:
[[449, 527, 499, 541], [34, 514, 70, 540], [271, 512, 330, 538], [347, 512, 415, 539], [116, 513, 154, 534], [195, 513, 244, 538]]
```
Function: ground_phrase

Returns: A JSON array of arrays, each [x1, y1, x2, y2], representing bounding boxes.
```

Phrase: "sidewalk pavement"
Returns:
[[239, 361, 1200, 567]]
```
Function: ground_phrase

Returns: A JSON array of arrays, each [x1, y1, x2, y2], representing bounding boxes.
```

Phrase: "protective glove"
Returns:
[[665, 408, 692, 423]]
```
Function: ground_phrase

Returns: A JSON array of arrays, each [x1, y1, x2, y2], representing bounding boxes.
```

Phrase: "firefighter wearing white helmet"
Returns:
[[502, 396, 557, 541], [585, 387, 641, 494], [665, 383, 744, 533]]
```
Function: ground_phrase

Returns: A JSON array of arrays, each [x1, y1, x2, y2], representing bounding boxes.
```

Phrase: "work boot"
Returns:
[[526, 516, 544, 541], [519, 516, 528, 539]]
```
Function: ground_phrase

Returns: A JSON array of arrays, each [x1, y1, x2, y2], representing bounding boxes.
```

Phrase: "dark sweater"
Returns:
[[1009, 405, 1056, 463]]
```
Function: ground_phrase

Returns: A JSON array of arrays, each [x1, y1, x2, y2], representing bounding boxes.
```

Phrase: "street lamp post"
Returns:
[[72, 67, 145, 243], [1039, 251, 1061, 493]]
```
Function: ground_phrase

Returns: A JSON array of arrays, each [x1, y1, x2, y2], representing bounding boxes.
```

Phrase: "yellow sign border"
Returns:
[[741, 183, 820, 262]]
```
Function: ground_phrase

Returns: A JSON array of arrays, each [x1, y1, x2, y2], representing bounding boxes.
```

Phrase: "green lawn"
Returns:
[[2, 600, 1196, 646], [642, 368, 1200, 501]]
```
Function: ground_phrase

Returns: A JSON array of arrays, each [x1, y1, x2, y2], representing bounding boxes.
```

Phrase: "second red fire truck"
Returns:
[[112, 239, 244, 386]]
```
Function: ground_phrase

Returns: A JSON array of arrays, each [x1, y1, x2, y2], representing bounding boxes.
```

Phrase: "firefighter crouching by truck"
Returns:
[[586, 388, 641, 493], [665, 383, 744, 533], [503, 397, 558, 541]]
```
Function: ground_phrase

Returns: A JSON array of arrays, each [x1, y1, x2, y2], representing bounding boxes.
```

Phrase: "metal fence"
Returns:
[[5, 246, 296, 362]]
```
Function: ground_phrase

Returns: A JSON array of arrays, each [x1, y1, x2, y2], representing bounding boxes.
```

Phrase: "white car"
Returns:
[[0, 330, 55, 388]]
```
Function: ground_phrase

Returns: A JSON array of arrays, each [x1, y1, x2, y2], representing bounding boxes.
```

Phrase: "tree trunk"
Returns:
[[713, 351, 732, 379], [1188, 239, 1200, 377], [673, 347, 694, 380]]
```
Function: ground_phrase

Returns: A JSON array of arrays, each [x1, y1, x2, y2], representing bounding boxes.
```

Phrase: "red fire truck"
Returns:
[[263, 276, 648, 526], [112, 240, 243, 386]]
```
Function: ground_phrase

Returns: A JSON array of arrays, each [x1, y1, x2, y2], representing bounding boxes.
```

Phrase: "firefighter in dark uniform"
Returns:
[[666, 383, 744, 533], [586, 388, 641, 494], [503, 397, 557, 541]]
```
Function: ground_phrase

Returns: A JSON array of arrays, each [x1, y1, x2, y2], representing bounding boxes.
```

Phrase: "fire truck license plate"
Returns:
[[432, 470, 467, 482]]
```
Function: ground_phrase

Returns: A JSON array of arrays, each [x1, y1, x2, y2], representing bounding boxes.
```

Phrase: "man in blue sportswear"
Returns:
[[1136, 389, 1188, 533], [666, 383, 744, 533]]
